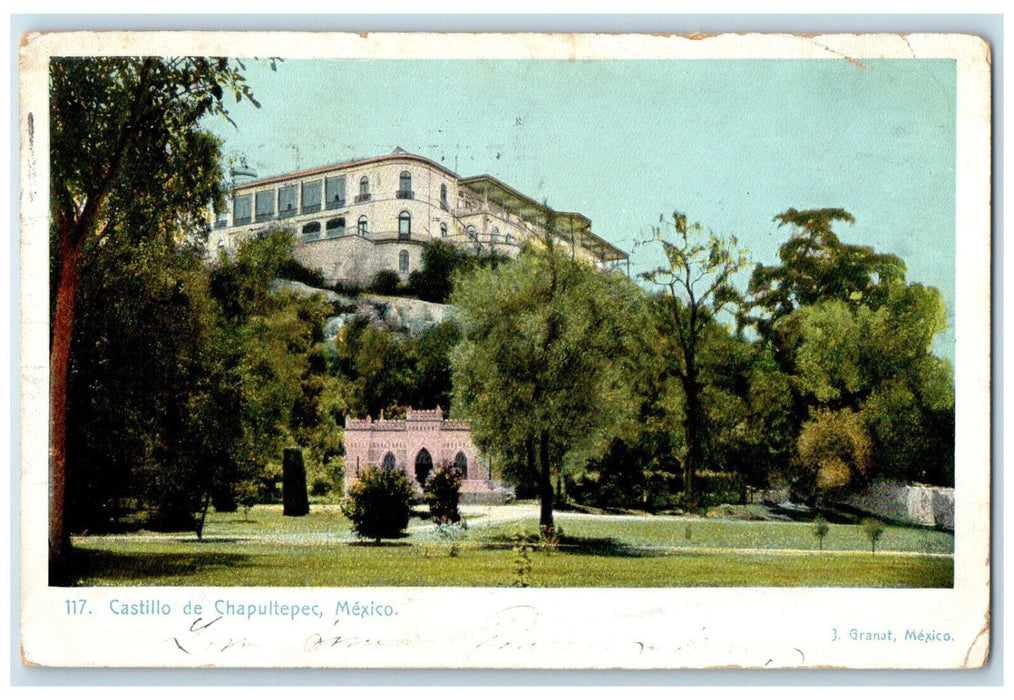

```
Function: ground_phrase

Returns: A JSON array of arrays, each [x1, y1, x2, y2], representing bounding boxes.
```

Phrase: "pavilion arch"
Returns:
[[453, 451, 468, 480], [414, 448, 434, 486]]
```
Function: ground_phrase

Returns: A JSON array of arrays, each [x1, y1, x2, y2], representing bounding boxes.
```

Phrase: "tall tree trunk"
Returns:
[[538, 430, 554, 531], [49, 228, 84, 581], [682, 369, 702, 508]]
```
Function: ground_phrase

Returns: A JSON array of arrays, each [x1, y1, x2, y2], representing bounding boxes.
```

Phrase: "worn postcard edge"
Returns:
[[17, 31, 993, 670]]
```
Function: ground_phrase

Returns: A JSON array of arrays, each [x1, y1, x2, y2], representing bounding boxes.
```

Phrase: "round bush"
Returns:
[[340, 466, 414, 542], [425, 463, 462, 524]]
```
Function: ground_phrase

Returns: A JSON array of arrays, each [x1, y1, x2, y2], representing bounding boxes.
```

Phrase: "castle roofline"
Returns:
[[232, 150, 461, 192]]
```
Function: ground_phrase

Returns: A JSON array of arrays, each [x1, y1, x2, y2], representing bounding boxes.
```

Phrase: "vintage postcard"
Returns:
[[18, 30, 991, 669]]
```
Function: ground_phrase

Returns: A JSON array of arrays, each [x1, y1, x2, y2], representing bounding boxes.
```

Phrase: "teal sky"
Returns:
[[204, 58, 956, 358]]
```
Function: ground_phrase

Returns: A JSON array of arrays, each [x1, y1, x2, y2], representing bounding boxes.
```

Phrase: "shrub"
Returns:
[[236, 480, 260, 522], [425, 463, 462, 524], [796, 408, 872, 499], [340, 466, 414, 543], [370, 270, 403, 296]]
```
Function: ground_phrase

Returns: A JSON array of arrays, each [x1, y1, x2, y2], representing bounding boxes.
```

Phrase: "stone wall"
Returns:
[[833, 481, 954, 531]]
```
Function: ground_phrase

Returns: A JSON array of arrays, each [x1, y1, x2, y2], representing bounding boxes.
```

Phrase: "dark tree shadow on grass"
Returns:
[[347, 539, 413, 547], [61, 548, 256, 587], [478, 534, 655, 558]]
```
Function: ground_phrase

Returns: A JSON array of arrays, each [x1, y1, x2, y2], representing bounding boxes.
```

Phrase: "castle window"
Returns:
[[382, 452, 396, 472], [356, 176, 371, 203], [398, 211, 411, 240], [491, 227, 500, 243], [233, 194, 252, 225], [414, 449, 433, 486], [301, 180, 322, 213], [440, 222, 448, 237], [466, 225, 477, 240], [453, 452, 468, 480], [326, 217, 346, 237], [399, 249, 410, 273], [440, 183, 448, 210], [278, 184, 297, 219], [397, 171, 413, 199], [325, 176, 346, 209], [358, 216, 368, 235], [301, 221, 321, 241], [255, 190, 274, 222]]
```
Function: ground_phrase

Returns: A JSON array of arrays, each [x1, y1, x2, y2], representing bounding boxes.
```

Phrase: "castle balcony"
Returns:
[[396, 190, 415, 200]]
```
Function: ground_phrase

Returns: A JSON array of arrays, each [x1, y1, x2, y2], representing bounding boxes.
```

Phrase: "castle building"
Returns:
[[208, 148, 629, 286], [343, 408, 512, 502]]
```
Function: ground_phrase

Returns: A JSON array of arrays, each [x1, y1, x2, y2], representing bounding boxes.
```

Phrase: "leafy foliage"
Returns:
[[425, 463, 463, 524], [812, 515, 830, 551], [49, 57, 264, 571], [340, 466, 415, 542], [795, 408, 872, 498], [640, 211, 751, 505], [745, 208, 906, 336], [862, 518, 886, 554], [370, 269, 404, 296], [452, 235, 652, 529]]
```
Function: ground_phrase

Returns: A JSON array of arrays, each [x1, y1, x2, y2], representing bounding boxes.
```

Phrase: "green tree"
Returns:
[[745, 208, 906, 338], [451, 239, 651, 531], [862, 518, 886, 554], [341, 466, 415, 543], [746, 209, 954, 492], [65, 231, 240, 536], [425, 463, 463, 524], [49, 56, 261, 575], [408, 240, 468, 303], [210, 230, 348, 501], [812, 515, 830, 551], [641, 211, 750, 506], [795, 407, 873, 499]]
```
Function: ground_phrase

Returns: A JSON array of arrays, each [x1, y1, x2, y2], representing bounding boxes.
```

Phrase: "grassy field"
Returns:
[[68, 504, 953, 588]]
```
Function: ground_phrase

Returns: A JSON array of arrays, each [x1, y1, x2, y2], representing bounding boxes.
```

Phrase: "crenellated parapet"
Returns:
[[342, 406, 510, 500]]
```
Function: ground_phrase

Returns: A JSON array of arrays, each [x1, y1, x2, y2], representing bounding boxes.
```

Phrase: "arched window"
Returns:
[[399, 250, 410, 273], [440, 183, 448, 209], [398, 171, 413, 199], [491, 227, 500, 243], [398, 211, 411, 240], [440, 222, 448, 237], [466, 225, 477, 240], [453, 452, 468, 480], [382, 452, 396, 472], [358, 216, 368, 235], [326, 217, 346, 236], [356, 176, 370, 203], [414, 449, 433, 486]]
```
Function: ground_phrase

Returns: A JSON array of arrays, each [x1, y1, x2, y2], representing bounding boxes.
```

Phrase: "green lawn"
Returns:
[[491, 515, 955, 554], [67, 504, 953, 588]]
